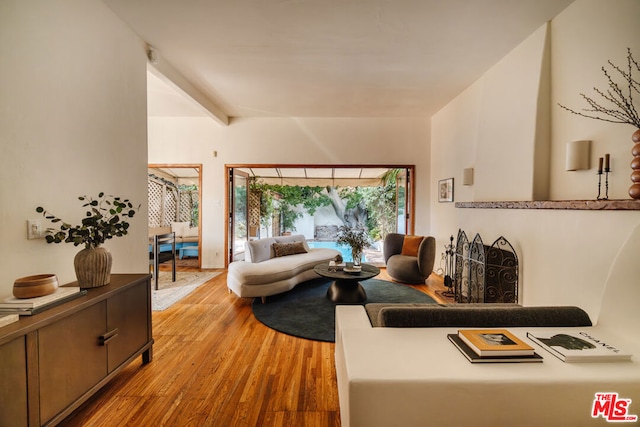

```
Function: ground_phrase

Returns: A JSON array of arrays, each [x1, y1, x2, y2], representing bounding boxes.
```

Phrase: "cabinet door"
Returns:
[[107, 279, 150, 371], [38, 302, 107, 425], [0, 336, 28, 427]]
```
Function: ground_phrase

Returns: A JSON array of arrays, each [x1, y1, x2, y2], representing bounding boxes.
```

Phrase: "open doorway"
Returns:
[[225, 164, 414, 266], [148, 164, 202, 269]]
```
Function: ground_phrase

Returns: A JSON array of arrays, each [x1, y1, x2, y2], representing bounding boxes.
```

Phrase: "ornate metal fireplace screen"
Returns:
[[453, 229, 519, 303]]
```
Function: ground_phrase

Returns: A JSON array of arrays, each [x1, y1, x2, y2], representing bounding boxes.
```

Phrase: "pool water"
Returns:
[[307, 241, 360, 262]]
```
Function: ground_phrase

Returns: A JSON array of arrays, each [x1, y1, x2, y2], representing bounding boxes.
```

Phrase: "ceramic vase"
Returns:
[[74, 246, 112, 288], [630, 129, 640, 199]]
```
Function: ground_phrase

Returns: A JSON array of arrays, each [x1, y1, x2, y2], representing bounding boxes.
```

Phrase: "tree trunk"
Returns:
[[325, 187, 367, 228]]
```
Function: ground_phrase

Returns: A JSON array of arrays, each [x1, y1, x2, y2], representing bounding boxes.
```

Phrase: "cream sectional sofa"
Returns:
[[335, 222, 640, 427], [227, 234, 340, 302]]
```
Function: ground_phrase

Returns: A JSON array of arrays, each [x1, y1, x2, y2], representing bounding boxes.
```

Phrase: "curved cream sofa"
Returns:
[[227, 234, 340, 302]]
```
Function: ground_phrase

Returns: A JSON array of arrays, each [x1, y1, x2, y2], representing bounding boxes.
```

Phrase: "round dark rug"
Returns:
[[252, 278, 436, 342]]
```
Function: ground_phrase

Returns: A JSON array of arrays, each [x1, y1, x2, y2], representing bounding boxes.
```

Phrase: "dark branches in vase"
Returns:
[[558, 48, 640, 129]]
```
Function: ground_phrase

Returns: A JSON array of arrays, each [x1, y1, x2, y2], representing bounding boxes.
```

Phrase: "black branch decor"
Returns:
[[558, 48, 640, 129]]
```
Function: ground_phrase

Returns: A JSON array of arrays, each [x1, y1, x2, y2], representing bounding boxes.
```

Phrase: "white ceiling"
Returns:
[[106, 0, 574, 119]]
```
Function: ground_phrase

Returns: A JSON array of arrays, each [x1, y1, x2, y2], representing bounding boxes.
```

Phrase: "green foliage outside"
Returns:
[[250, 171, 400, 242], [234, 183, 247, 238], [178, 184, 199, 226], [251, 180, 332, 233]]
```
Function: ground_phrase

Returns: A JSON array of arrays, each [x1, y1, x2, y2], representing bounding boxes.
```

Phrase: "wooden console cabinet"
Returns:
[[0, 274, 153, 427]]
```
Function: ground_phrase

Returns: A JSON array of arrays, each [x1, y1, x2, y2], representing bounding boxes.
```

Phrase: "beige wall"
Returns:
[[430, 0, 640, 321], [148, 116, 430, 268], [0, 0, 149, 297]]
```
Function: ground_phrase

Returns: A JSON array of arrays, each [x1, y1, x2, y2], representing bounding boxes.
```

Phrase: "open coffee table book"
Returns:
[[448, 329, 543, 363]]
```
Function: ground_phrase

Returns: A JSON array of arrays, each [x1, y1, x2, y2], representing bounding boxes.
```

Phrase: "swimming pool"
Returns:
[[307, 241, 360, 262]]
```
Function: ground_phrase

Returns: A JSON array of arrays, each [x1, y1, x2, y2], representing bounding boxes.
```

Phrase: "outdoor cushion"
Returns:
[[171, 221, 190, 237]]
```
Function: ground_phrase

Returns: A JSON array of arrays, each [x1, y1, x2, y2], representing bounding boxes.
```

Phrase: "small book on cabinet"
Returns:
[[458, 329, 535, 357], [0, 287, 82, 308], [526, 330, 632, 363], [448, 334, 543, 363]]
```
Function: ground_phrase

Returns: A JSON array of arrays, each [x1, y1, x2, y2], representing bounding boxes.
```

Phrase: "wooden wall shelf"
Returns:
[[454, 199, 640, 210]]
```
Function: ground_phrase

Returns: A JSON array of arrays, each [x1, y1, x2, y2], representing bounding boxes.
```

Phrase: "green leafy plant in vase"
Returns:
[[336, 225, 370, 267], [37, 193, 139, 288]]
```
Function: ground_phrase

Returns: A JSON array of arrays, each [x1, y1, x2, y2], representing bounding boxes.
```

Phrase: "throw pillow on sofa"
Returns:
[[273, 241, 307, 257]]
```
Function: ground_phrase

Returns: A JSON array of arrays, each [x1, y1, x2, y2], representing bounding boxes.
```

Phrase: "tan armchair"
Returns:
[[383, 233, 436, 284]]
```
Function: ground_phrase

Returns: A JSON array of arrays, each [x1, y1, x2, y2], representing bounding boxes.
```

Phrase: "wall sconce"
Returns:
[[565, 140, 591, 171], [462, 168, 474, 186]]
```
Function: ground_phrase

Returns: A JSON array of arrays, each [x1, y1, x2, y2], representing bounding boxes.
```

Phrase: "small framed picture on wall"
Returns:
[[438, 178, 454, 202]]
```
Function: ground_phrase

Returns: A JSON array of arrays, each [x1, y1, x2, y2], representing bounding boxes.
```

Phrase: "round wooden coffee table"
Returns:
[[314, 262, 380, 303]]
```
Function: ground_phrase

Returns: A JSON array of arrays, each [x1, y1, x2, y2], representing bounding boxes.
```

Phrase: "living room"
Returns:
[[1, 0, 639, 425], [145, 0, 640, 320]]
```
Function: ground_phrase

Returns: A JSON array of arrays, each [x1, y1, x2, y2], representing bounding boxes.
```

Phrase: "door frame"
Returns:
[[228, 168, 250, 263], [148, 163, 203, 269], [224, 164, 415, 267]]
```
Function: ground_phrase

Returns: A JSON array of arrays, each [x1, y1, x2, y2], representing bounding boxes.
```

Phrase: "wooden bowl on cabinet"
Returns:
[[13, 274, 59, 299]]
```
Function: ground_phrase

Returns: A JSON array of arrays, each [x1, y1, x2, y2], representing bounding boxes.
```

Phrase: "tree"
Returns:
[[249, 175, 399, 241], [325, 186, 367, 228], [361, 183, 397, 242], [250, 180, 331, 233]]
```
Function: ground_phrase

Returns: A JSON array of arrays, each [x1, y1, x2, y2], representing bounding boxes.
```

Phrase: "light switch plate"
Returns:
[[27, 219, 43, 239]]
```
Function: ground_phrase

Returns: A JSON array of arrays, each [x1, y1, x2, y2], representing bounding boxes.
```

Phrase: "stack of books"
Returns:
[[328, 260, 346, 271], [448, 329, 543, 363], [0, 287, 86, 316]]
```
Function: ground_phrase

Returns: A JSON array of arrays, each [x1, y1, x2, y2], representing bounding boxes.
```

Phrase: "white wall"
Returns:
[[0, 0, 149, 297], [148, 116, 430, 268], [430, 0, 640, 321], [551, 0, 640, 200]]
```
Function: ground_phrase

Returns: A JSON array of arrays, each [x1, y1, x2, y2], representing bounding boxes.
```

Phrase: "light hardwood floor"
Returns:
[[62, 268, 445, 426]]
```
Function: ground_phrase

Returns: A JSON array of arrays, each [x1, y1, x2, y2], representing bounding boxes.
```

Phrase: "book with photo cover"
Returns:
[[448, 334, 543, 363], [458, 329, 535, 357], [526, 330, 632, 363]]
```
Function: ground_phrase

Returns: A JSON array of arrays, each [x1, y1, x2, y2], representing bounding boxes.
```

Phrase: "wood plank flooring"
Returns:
[[62, 268, 446, 427]]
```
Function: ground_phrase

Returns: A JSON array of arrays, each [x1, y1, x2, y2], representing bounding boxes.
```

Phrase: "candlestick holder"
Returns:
[[597, 168, 611, 200], [604, 166, 611, 200], [597, 170, 603, 200]]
